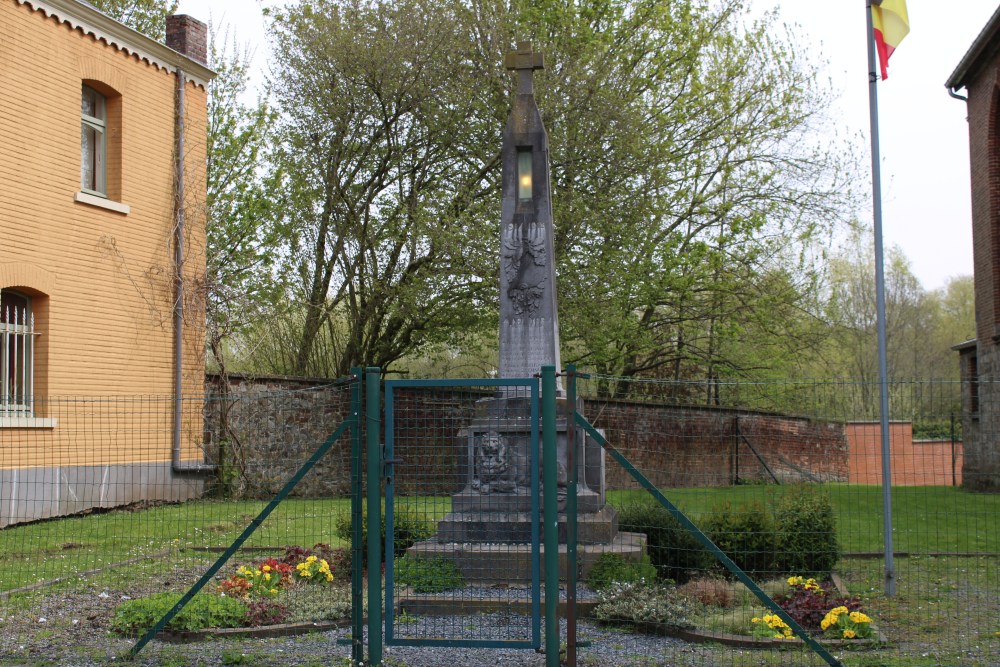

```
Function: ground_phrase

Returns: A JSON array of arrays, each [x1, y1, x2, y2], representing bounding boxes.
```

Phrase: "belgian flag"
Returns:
[[872, 0, 909, 80]]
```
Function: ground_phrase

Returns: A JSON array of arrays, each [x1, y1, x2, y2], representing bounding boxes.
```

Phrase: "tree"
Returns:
[[260, 0, 502, 377], [89, 0, 177, 40], [256, 0, 854, 383], [815, 231, 974, 417], [203, 32, 280, 378]]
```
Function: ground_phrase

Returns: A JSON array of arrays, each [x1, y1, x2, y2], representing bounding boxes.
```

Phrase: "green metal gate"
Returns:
[[382, 377, 542, 649]]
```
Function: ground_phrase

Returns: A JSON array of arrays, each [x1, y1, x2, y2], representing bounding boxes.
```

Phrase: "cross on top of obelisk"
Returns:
[[504, 42, 544, 95]]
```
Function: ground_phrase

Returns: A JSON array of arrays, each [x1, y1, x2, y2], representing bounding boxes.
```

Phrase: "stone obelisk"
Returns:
[[407, 44, 639, 582], [499, 43, 563, 396]]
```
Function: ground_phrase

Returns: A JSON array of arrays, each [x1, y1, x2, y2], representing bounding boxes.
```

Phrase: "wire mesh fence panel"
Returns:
[[384, 379, 541, 648], [571, 374, 999, 667], [0, 380, 360, 664]]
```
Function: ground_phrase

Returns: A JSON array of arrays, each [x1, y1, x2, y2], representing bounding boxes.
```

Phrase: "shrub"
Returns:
[[592, 580, 702, 628], [776, 578, 862, 631], [282, 544, 351, 581], [245, 599, 289, 627], [677, 577, 734, 609], [586, 553, 657, 592], [704, 500, 776, 578], [283, 584, 354, 623], [394, 555, 465, 593], [772, 486, 840, 576], [333, 506, 433, 566], [617, 501, 714, 584], [110, 592, 248, 635]]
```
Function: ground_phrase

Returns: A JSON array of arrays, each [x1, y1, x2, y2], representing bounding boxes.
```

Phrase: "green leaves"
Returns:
[[87, 0, 178, 40]]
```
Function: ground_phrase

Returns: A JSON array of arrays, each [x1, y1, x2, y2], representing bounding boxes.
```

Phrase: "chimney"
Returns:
[[165, 15, 208, 65]]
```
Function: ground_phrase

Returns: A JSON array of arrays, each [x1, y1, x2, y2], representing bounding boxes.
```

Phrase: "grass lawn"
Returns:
[[0, 498, 352, 592], [2, 483, 997, 593]]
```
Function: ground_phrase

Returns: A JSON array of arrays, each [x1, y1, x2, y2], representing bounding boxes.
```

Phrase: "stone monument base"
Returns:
[[435, 504, 618, 544], [406, 531, 646, 583]]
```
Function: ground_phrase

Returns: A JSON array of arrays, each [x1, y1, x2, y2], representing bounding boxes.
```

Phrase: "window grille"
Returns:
[[1, 302, 36, 417]]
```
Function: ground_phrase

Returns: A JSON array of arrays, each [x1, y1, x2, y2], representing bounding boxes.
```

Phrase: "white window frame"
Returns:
[[81, 84, 107, 197], [1, 291, 37, 418]]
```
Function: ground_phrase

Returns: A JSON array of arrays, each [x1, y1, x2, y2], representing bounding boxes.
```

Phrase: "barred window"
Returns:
[[1, 290, 36, 417]]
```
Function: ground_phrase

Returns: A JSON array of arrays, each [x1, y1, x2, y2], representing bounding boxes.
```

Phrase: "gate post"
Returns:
[[541, 365, 560, 666], [366, 367, 382, 666], [350, 368, 364, 664]]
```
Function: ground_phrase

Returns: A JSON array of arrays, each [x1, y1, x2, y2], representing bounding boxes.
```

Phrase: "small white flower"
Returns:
[[38, 617, 46, 623], [72, 619, 80, 625]]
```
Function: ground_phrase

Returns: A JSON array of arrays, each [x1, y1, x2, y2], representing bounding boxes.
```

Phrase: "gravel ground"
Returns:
[[2, 574, 998, 666], [0, 586, 753, 667]]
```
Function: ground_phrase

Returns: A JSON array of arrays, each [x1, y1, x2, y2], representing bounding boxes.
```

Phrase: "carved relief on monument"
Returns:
[[502, 229, 548, 315], [470, 432, 528, 494]]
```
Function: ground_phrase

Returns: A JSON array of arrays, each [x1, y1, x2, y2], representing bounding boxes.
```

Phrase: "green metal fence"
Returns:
[[1, 374, 997, 666]]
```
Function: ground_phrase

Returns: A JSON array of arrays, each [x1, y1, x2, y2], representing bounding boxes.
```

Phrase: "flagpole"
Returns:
[[865, 0, 896, 598]]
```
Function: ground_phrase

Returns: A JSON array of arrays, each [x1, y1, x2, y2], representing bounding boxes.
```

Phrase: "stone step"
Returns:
[[405, 531, 646, 583], [434, 504, 618, 545]]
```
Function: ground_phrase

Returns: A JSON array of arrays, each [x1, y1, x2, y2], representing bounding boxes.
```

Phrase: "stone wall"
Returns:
[[204, 374, 356, 498], [208, 375, 848, 497]]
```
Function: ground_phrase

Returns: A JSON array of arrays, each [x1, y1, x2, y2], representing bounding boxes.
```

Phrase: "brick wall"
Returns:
[[847, 422, 963, 486], [588, 401, 848, 489], [957, 34, 1000, 491], [1, 0, 210, 469]]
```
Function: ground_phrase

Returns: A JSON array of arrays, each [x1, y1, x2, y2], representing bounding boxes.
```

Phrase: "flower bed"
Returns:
[[110, 544, 354, 638], [590, 573, 881, 649]]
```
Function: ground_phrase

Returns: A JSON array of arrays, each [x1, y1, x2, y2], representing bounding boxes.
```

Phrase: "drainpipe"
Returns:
[[947, 87, 968, 102], [172, 68, 215, 475]]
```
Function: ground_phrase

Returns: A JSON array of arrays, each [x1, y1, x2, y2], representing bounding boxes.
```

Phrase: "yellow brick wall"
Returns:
[[0, 0, 209, 468]]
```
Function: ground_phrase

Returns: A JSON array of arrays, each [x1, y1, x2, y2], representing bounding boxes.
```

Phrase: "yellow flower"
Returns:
[[270, 588, 278, 594], [832, 606, 848, 615], [751, 617, 761, 624], [843, 629, 856, 639], [821, 618, 832, 631], [262, 565, 271, 572], [306, 555, 317, 563], [849, 612, 871, 624], [263, 573, 271, 582]]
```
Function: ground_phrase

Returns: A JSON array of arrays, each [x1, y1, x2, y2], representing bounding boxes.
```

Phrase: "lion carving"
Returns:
[[471, 432, 527, 494]]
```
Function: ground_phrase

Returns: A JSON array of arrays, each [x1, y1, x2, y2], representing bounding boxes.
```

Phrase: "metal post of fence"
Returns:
[[951, 412, 957, 487], [541, 365, 560, 667], [366, 367, 382, 666], [565, 364, 578, 667], [350, 367, 364, 664]]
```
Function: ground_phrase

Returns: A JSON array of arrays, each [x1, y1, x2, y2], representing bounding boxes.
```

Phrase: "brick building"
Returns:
[[0, 0, 215, 525], [947, 6, 1000, 492]]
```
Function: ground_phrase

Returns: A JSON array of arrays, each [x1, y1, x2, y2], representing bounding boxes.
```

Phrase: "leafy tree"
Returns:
[[259, 0, 501, 377], [254, 0, 854, 383], [204, 31, 280, 378], [89, 0, 178, 40], [813, 231, 973, 417]]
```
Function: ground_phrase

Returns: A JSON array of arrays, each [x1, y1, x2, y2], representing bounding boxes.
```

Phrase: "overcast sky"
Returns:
[[174, 0, 1000, 291]]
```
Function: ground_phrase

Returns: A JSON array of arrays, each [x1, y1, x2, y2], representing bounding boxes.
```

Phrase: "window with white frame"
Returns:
[[1, 290, 36, 417], [81, 84, 107, 196]]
